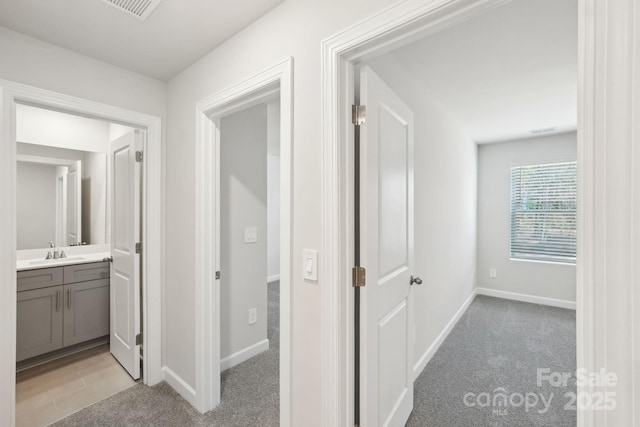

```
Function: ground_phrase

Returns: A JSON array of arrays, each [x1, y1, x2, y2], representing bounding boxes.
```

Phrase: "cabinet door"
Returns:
[[63, 279, 110, 347], [17, 286, 64, 362]]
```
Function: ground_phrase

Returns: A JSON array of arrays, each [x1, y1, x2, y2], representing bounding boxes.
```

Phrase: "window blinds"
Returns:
[[510, 161, 577, 263]]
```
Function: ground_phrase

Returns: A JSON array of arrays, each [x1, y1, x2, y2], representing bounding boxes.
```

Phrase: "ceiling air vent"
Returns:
[[99, 0, 163, 21], [530, 127, 557, 135]]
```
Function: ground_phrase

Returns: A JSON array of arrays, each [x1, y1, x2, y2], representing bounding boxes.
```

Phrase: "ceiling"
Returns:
[[0, 0, 285, 81], [389, 0, 577, 144]]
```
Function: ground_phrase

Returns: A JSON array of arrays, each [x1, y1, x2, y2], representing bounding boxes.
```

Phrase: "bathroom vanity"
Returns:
[[16, 258, 110, 363]]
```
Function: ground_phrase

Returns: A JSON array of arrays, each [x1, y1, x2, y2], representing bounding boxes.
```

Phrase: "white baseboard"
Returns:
[[267, 274, 280, 283], [476, 287, 576, 310], [413, 289, 477, 381], [162, 366, 198, 408], [221, 339, 269, 372]]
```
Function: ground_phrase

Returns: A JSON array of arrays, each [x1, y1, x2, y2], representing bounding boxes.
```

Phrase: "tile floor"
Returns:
[[16, 345, 136, 427]]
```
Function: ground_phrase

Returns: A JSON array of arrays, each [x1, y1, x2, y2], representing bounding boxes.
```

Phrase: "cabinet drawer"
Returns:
[[63, 261, 110, 284], [17, 268, 63, 292]]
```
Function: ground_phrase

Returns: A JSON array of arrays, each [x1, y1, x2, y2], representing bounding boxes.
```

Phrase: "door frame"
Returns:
[[321, 0, 601, 425], [193, 57, 293, 423], [0, 79, 163, 427]]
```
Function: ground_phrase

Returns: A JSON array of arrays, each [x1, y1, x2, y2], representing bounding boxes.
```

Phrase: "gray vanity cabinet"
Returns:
[[16, 286, 64, 361], [63, 279, 110, 347], [16, 261, 110, 362]]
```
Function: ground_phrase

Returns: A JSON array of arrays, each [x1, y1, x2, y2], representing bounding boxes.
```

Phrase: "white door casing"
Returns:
[[360, 66, 415, 427], [109, 129, 143, 380], [66, 160, 81, 246], [1, 79, 162, 427], [194, 58, 293, 420]]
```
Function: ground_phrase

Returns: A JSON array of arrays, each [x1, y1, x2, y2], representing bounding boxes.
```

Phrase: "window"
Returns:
[[510, 161, 577, 263]]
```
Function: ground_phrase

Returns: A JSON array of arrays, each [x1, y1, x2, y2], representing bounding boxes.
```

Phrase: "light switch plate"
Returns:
[[303, 249, 318, 281], [244, 227, 257, 243]]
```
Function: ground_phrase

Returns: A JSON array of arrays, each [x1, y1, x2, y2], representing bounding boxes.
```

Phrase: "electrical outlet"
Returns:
[[248, 308, 257, 325], [489, 268, 497, 278]]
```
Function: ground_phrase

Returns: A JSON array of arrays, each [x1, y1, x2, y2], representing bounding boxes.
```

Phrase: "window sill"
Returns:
[[510, 257, 576, 266]]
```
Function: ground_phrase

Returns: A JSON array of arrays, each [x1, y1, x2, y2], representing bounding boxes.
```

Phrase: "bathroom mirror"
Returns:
[[16, 143, 108, 250]]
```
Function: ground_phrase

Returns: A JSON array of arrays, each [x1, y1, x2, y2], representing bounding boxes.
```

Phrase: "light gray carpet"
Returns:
[[53, 291, 575, 427], [52, 281, 280, 427], [406, 295, 576, 427]]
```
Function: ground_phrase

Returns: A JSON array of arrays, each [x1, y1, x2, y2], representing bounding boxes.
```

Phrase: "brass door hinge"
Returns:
[[352, 266, 366, 287]]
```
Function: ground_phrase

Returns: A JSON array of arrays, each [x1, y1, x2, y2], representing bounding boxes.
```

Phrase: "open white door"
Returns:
[[66, 161, 82, 246], [109, 129, 143, 380], [360, 66, 415, 427]]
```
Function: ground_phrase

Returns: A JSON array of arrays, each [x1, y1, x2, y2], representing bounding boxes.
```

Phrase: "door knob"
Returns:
[[409, 276, 423, 285]]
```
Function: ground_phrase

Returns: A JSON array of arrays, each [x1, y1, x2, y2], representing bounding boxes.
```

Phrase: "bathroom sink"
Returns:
[[28, 256, 86, 266]]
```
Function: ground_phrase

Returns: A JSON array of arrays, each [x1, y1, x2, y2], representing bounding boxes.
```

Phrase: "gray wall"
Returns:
[[477, 132, 577, 301], [220, 104, 268, 360], [368, 55, 478, 368], [17, 162, 57, 250]]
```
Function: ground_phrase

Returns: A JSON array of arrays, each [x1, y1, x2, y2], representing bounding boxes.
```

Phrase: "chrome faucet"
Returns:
[[46, 241, 54, 259], [45, 241, 66, 259]]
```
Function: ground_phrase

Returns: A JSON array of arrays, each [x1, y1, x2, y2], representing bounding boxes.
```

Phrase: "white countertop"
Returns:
[[17, 251, 111, 272]]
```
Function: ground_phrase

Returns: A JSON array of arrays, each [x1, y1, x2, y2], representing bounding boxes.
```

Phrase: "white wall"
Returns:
[[220, 104, 268, 360], [0, 25, 167, 425], [366, 55, 478, 369], [16, 104, 110, 153], [16, 162, 57, 250], [109, 123, 136, 142], [0, 26, 166, 119], [267, 100, 281, 281], [164, 1, 398, 422], [477, 133, 577, 302]]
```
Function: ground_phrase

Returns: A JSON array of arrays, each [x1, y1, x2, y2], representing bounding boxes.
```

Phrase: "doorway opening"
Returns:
[[14, 103, 144, 426], [0, 80, 163, 427], [217, 85, 280, 423], [193, 58, 292, 424], [321, 0, 584, 426]]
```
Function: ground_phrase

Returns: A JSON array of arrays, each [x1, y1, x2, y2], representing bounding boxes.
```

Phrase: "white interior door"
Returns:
[[109, 129, 143, 380], [66, 161, 82, 246], [360, 65, 415, 427]]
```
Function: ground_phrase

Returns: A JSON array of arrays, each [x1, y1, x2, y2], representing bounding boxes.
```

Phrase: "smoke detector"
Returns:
[[99, 0, 163, 21]]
